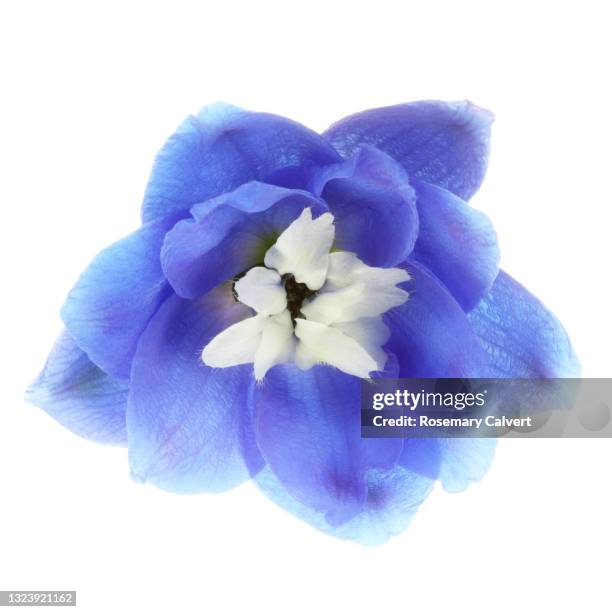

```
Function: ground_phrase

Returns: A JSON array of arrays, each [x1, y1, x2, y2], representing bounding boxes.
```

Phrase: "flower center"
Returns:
[[202, 207, 410, 381], [282, 274, 317, 324], [232, 271, 317, 324]]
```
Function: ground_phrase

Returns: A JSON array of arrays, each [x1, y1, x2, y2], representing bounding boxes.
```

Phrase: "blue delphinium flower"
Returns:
[[27, 102, 579, 544]]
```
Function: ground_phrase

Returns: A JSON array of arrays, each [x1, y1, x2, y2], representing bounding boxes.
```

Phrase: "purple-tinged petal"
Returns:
[[324, 101, 493, 201], [26, 330, 128, 445], [254, 463, 433, 545], [127, 286, 263, 493], [468, 270, 581, 377], [384, 260, 493, 378], [161, 182, 328, 299], [141, 103, 341, 223], [311, 146, 418, 267], [253, 364, 403, 526], [330, 466, 434, 544], [61, 214, 180, 380], [412, 180, 500, 311]]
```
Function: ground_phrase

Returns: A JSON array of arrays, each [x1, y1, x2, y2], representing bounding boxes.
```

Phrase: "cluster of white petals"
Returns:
[[202, 208, 409, 380]]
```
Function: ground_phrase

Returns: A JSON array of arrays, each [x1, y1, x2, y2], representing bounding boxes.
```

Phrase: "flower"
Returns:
[[27, 101, 579, 544]]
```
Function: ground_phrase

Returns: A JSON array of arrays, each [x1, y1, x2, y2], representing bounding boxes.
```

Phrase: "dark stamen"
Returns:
[[283, 273, 316, 324], [231, 269, 317, 324]]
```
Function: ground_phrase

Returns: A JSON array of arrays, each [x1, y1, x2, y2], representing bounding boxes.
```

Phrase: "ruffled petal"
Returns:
[[310, 146, 419, 267], [253, 364, 403, 526], [384, 260, 492, 377], [26, 330, 128, 445], [412, 180, 500, 311], [127, 286, 263, 493], [161, 182, 328, 299], [324, 101, 493, 201], [468, 270, 581, 377], [61, 214, 180, 379], [141, 102, 341, 223]]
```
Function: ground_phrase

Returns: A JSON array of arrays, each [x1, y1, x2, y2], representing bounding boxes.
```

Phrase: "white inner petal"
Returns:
[[202, 311, 294, 381], [333, 317, 391, 371], [302, 282, 408, 324], [325, 251, 410, 292], [301, 253, 409, 325], [253, 310, 295, 381], [294, 318, 379, 378], [202, 314, 266, 368], [264, 207, 335, 290], [300, 282, 366, 325], [234, 266, 287, 315]]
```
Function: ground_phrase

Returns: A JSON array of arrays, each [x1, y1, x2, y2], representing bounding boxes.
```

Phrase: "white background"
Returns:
[[1, 2, 611, 610]]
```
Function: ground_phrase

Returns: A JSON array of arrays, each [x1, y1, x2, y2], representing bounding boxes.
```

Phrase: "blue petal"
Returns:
[[310, 146, 419, 267], [254, 463, 433, 545], [397, 440, 440, 480], [436, 439, 497, 492], [141, 103, 341, 223], [61, 215, 180, 380], [412, 180, 500, 310], [330, 466, 434, 544], [127, 287, 263, 493], [253, 364, 403, 526], [468, 270, 581, 377], [384, 260, 493, 377], [161, 182, 328, 299], [400, 270, 579, 491], [383, 261, 498, 493], [26, 330, 128, 445], [399, 438, 496, 493], [324, 101, 493, 201]]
